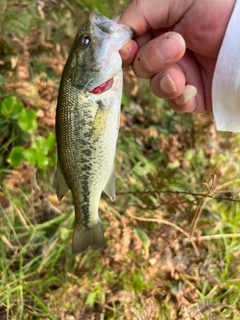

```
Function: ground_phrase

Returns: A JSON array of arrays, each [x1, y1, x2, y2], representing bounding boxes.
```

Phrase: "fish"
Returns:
[[55, 10, 133, 253]]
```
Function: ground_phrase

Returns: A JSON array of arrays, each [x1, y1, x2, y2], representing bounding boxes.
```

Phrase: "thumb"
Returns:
[[118, 0, 186, 36]]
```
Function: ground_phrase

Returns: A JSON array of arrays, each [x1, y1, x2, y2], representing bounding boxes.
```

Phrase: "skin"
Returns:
[[119, 0, 236, 112]]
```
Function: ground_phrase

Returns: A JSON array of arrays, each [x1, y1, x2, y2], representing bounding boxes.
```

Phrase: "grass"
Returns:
[[0, 0, 240, 319]]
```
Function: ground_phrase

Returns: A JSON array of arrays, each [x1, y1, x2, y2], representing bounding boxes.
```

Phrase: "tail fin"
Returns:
[[72, 221, 105, 254]]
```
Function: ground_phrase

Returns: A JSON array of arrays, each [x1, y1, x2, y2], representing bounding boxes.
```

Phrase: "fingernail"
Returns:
[[160, 74, 177, 94], [174, 85, 197, 105], [158, 33, 185, 60]]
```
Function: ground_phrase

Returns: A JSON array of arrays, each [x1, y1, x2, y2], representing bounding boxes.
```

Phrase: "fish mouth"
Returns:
[[89, 78, 113, 94]]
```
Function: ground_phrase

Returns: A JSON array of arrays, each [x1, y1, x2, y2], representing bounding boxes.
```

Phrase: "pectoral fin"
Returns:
[[92, 106, 109, 141], [55, 160, 69, 201], [103, 169, 115, 201]]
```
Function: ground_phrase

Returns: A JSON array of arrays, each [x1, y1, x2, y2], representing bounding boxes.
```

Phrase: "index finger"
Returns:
[[119, 40, 138, 67]]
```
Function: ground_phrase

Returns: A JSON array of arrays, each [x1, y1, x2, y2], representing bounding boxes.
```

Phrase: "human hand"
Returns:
[[119, 0, 235, 112]]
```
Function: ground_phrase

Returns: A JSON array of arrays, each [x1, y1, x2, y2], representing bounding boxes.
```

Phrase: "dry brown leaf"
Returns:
[[107, 290, 135, 304], [5, 163, 33, 188]]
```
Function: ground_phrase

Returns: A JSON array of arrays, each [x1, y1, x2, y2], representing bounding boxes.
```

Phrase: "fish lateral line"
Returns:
[[89, 78, 113, 94]]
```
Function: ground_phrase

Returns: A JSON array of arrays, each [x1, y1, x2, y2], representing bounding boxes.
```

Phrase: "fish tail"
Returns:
[[72, 220, 105, 254]]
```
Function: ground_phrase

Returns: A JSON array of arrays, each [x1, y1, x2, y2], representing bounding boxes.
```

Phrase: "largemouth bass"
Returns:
[[55, 10, 133, 253]]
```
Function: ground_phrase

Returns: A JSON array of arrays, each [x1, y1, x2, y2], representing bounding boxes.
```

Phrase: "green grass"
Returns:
[[0, 0, 240, 319]]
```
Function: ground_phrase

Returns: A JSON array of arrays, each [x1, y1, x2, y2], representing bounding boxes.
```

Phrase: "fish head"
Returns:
[[67, 10, 133, 93]]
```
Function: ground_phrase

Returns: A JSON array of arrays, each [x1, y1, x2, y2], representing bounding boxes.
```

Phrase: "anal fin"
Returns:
[[103, 169, 115, 201]]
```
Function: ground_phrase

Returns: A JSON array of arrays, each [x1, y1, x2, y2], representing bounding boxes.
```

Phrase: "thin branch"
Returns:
[[192, 233, 240, 241], [117, 189, 240, 203]]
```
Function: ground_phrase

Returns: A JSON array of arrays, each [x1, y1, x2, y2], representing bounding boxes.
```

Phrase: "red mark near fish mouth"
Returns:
[[90, 78, 113, 94]]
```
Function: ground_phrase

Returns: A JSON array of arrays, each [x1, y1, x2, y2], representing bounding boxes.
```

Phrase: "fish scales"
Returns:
[[55, 10, 133, 253]]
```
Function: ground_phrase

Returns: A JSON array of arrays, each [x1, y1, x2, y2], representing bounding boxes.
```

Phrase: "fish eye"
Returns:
[[79, 33, 91, 48]]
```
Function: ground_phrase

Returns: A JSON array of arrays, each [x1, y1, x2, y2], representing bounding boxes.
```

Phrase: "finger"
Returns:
[[172, 50, 206, 112], [149, 50, 207, 112], [119, 39, 138, 67], [150, 64, 186, 99], [158, 50, 205, 112], [150, 65, 199, 112], [132, 32, 185, 78], [169, 85, 198, 112]]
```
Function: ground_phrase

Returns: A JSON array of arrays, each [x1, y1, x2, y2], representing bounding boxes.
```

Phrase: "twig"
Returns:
[[191, 196, 208, 237], [117, 189, 240, 203], [191, 233, 240, 241]]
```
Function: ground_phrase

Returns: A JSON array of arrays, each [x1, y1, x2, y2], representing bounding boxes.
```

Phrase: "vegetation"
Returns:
[[0, 0, 240, 319]]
